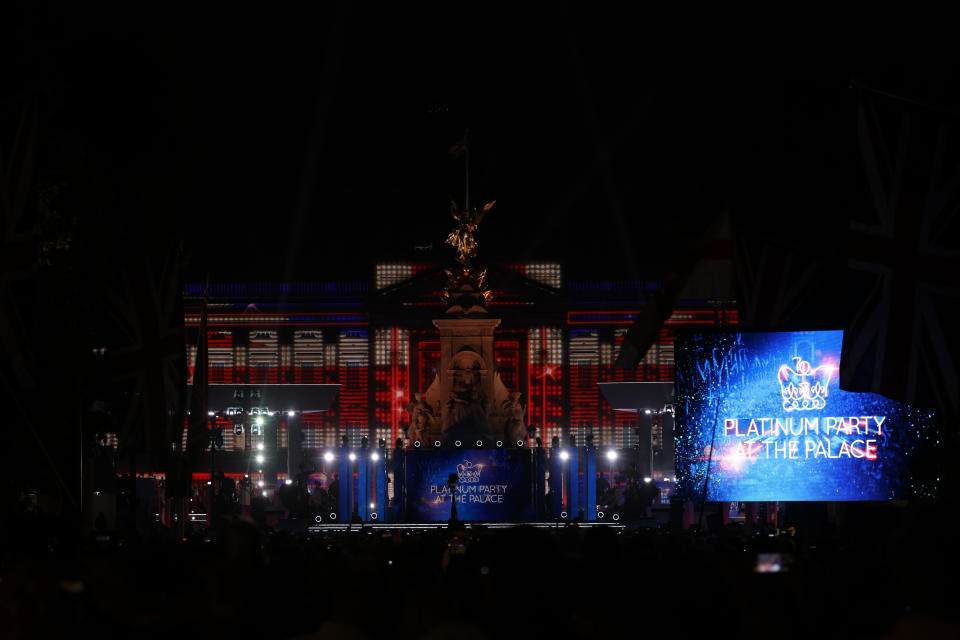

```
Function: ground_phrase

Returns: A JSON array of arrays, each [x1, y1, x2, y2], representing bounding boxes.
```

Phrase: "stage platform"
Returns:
[[306, 521, 626, 532]]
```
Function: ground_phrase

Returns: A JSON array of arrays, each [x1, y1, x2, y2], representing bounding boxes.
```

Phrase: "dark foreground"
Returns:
[[2, 509, 958, 639]]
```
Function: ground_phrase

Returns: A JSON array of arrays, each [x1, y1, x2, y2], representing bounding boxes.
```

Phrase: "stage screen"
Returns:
[[675, 330, 935, 501], [404, 449, 532, 521]]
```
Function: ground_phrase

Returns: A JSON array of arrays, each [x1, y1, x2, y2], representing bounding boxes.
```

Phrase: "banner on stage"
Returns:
[[404, 449, 532, 521]]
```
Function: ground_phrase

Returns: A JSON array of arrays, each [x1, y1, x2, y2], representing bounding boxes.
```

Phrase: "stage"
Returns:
[[306, 521, 626, 532]]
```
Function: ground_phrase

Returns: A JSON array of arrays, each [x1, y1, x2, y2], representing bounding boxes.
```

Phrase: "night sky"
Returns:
[[6, 3, 957, 282]]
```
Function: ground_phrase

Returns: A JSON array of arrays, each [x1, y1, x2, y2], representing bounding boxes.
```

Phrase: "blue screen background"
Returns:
[[675, 330, 936, 501], [404, 449, 533, 521]]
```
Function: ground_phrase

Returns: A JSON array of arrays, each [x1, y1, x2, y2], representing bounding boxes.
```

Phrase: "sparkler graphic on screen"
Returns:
[[778, 357, 837, 411]]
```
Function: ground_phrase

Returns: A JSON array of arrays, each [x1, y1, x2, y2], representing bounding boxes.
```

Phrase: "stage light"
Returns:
[[262, 491, 267, 497], [323, 451, 335, 462], [559, 450, 570, 461], [348, 452, 357, 462], [643, 477, 652, 483], [516, 440, 524, 448], [315, 515, 322, 523], [371, 513, 378, 520], [598, 511, 605, 519], [371, 452, 380, 461], [434, 441, 441, 448], [414, 441, 421, 448], [285, 479, 292, 485], [606, 450, 617, 461], [207, 481, 212, 486], [395, 390, 403, 398], [612, 514, 620, 521], [496, 440, 503, 448], [207, 411, 215, 416], [560, 511, 568, 519], [244, 474, 249, 478], [287, 410, 295, 417], [255, 454, 265, 464], [256, 416, 264, 426], [644, 409, 652, 415], [258, 481, 264, 488], [257, 443, 265, 451], [455, 440, 462, 447], [476, 440, 483, 447], [329, 512, 337, 520]]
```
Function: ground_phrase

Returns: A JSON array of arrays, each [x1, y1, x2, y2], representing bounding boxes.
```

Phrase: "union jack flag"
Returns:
[[101, 248, 187, 469], [840, 89, 960, 422]]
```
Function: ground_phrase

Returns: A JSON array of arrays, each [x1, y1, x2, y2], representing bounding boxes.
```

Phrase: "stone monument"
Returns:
[[405, 199, 527, 445]]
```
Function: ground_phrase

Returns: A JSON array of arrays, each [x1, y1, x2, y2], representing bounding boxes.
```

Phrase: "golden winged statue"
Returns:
[[445, 199, 495, 265], [443, 199, 495, 304]]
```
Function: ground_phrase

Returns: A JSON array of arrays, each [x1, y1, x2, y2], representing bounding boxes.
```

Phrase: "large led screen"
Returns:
[[404, 449, 533, 521], [675, 330, 935, 501]]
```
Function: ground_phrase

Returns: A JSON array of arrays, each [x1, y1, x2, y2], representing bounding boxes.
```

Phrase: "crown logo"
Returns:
[[777, 357, 836, 412], [456, 460, 482, 483]]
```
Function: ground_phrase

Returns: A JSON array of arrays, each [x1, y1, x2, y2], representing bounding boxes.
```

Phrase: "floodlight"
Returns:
[[559, 450, 570, 461], [255, 454, 264, 464], [348, 452, 357, 462], [324, 451, 335, 462], [371, 452, 380, 461], [606, 450, 617, 461]]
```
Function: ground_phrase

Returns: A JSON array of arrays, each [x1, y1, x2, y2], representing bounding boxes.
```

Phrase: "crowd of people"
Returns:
[[1, 494, 958, 639]]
